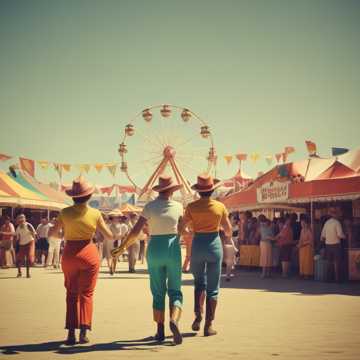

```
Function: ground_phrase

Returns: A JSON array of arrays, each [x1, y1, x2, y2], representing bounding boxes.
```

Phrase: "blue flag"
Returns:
[[332, 147, 349, 156]]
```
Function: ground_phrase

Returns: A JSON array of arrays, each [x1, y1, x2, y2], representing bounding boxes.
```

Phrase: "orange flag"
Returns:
[[79, 164, 91, 173], [224, 155, 233, 165], [284, 146, 295, 154], [0, 154, 12, 162], [19, 157, 35, 177], [61, 164, 71, 172], [38, 160, 50, 170], [94, 164, 104, 173], [305, 141, 317, 156], [236, 153, 247, 161], [275, 153, 282, 163]]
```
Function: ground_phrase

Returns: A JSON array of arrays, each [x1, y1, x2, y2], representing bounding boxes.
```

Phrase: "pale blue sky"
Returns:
[[0, 0, 359, 187]]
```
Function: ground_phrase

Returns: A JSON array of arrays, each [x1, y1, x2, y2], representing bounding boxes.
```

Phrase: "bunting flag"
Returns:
[[94, 163, 104, 173], [0, 154, 12, 162], [19, 157, 35, 177], [79, 164, 91, 173], [265, 155, 273, 166], [282, 152, 288, 163], [332, 147, 349, 156], [284, 146, 295, 154], [53, 163, 63, 177], [107, 164, 117, 177], [305, 140, 317, 156], [38, 160, 50, 170], [236, 153, 247, 161], [275, 153, 282, 163], [61, 164, 71, 172], [224, 155, 233, 165], [250, 153, 260, 163]]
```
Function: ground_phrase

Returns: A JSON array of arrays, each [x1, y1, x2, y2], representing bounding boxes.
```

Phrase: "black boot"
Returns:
[[191, 290, 205, 331], [169, 306, 182, 345], [65, 329, 76, 345], [79, 327, 90, 344], [154, 323, 165, 342], [204, 298, 217, 337]]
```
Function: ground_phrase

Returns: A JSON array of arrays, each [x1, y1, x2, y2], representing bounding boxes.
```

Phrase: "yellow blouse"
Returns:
[[184, 198, 228, 233], [58, 204, 101, 241]]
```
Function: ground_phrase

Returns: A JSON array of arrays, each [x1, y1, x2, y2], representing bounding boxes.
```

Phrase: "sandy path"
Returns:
[[0, 262, 359, 360]]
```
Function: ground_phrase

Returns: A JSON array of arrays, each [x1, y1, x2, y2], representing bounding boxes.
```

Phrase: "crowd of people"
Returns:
[[224, 207, 349, 282]]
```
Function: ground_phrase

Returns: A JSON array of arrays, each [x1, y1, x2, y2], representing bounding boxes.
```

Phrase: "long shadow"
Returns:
[[181, 270, 360, 296], [98, 276, 149, 280], [0, 333, 197, 355]]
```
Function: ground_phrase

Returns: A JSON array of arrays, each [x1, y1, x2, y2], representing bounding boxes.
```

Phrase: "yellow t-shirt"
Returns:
[[184, 198, 228, 233], [58, 204, 101, 241]]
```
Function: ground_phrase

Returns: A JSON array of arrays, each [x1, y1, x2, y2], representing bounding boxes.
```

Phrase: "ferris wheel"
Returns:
[[118, 104, 217, 203]]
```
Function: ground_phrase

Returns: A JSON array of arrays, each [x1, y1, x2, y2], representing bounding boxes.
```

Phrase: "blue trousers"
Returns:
[[191, 232, 223, 300], [146, 234, 183, 311]]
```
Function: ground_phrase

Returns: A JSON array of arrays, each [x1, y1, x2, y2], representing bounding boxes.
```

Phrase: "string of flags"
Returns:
[[0, 153, 121, 178]]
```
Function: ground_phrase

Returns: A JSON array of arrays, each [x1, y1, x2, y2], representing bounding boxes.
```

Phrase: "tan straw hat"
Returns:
[[191, 174, 221, 193], [65, 176, 95, 198], [152, 176, 183, 193]]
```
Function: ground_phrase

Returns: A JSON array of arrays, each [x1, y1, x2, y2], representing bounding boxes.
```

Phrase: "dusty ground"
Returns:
[[0, 261, 359, 360]]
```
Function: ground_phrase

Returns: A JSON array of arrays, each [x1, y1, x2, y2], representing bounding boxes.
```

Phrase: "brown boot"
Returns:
[[153, 309, 165, 342], [204, 298, 217, 337], [169, 305, 183, 345], [191, 290, 205, 331]]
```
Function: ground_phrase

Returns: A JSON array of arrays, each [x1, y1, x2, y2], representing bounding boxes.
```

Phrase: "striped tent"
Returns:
[[0, 171, 67, 210]]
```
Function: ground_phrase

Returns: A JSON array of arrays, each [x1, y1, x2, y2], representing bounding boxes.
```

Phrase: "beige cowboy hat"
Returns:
[[152, 176, 183, 193], [108, 209, 125, 218], [65, 176, 95, 198], [191, 174, 222, 193]]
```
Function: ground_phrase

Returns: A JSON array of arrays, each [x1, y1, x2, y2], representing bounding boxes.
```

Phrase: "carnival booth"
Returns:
[[221, 148, 360, 279]]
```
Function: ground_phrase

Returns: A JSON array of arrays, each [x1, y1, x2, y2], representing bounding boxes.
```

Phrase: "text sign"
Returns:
[[257, 181, 289, 203]]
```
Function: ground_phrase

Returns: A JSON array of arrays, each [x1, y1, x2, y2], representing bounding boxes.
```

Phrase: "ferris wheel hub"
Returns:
[[163, 145, 176, 159]]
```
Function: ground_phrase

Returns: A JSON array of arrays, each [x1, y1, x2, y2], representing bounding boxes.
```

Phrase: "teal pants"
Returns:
[[146, 234, 183, 311], [191, 232, 223, 300]]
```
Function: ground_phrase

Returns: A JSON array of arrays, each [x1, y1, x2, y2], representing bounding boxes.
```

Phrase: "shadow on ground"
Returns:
[[0, 333, 197, 355]]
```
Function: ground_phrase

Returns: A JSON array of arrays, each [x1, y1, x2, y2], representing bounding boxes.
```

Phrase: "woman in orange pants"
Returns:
[[53, 176, 113, 345]]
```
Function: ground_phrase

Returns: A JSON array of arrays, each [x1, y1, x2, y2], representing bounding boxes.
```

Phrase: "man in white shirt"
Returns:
[[46, 217, 63, 269], [321, 208, 345, 282], [15, 214, 36, 278], [36, 217, 50, 265]]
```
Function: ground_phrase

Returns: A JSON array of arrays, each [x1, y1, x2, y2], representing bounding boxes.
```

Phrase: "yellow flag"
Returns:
[[265, 155, 273, 166], [61, 164, 71, 172], [95, 164, 104, 173], [79, 164, 91, 173], [224, 155, 233, 165], [38, 160, 50, 170], [107, 163, 117, 177], [250, 153, 260, 163]]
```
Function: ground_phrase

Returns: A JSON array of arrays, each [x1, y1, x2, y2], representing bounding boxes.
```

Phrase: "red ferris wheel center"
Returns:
[[163, 145, 176, 159]]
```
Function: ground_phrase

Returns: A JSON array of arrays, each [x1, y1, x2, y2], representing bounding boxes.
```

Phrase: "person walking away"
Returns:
[[259, 216, 275, 278], [180, 175, 232, 337], [47, 217, 63, 269], [181, 226, 193, 273], [15, 214, 36, 278], [276, 216, 294, 277], [36, 217, 50, 266], [127, 213, 141, 273], [223, 236, 238, 281], [298, 215, 314, 279], [51, 176, 113, 345], [111, 176, 184, 345], [138, 221, 149, 264], [321, 208, 345, 282], [0, 216, 16, 268]]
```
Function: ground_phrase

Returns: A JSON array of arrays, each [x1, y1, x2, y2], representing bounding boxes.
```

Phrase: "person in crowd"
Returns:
[[50, 176, 113, 345], [36, 217, 50, 265], [223, 236, 238, 282], [321, 208, 345, 282], [298, 215, 314, 279], [46, 217, 63, 269], [93, 213, 107, 263], [138, 221, 149, 264], [259, 216, 275, 278], [276, 215, 294, 277], [0, 216, 16, 268], [290, 213, 301, 242], [182, 225, 193, 273], [180, 175, 232, 337], [15, 214, 36, 278], [247, 217, 260, 245], [238, 212, 247, 246], [127, 213, 141, 273], [111, 176, 184, 345]]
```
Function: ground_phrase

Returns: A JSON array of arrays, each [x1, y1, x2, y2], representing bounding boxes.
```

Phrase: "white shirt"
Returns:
[[321, 218, 345, 245], [110, 223, 128, 240], [36, 223, 50, 238], [16, 223, 36, 245], [141, 198, 183, 236]]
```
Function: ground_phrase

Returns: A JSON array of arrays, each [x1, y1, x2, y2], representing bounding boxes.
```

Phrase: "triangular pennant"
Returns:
[[0, 154, 12, 162], [94, 163, 104, 173], [19, 157, 35, 177], [250, 153, 260, 163], [53, 163, 63, 177], [275, 153, 282, 163], [107, 164, 117, 177], [61, 164, 71, 172], [236, 153, 247, 161], [79, 164, 91, 173], [224, 155, 233, 165], [265, 155, 273, 166], [284, 146, 295, 154], [38, 160, 50, 170], [305, 140, 317, 156]]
